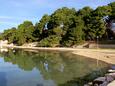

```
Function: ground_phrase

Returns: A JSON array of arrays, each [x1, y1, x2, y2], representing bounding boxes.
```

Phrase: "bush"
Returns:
[[38, 35, 62, 47]]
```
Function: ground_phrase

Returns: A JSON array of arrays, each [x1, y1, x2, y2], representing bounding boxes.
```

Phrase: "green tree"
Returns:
[[16, 21, 36, 45], [109, 2, 115, 19], [77, 6, 93, 17], [93, 5, 112, 17], [77, 7, 93, 40], [35, 14, 50, 34], [39, 35, 61, 47], [85, 16, 106, 40], [52, 26, 63, 36], [2, 27, 17, 43], [0, 2, 115, 46], [62, 16, 84, 46], [50, 7, 77, 35], [83, 5, 111, 40]]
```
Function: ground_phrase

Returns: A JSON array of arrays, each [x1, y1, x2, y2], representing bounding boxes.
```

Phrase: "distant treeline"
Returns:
[[0, 2, 115, 47]]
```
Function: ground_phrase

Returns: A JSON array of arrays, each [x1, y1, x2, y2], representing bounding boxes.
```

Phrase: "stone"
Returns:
[[106, 73, 115, 79], [105, 75, 114, 83], [100, 81, 108, 86], [93, 77, 106, 85], [108, 69, 115, 73], [84, 82, 92, 86]]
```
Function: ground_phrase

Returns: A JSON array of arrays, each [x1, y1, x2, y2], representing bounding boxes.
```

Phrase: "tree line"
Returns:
[[0, 2, 115, 47]]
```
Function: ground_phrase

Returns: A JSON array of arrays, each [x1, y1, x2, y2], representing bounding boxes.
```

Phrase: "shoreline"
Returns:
[[2, 45, 115, 86], [72, 49, 115, 65], [3, 45, 115, 64]]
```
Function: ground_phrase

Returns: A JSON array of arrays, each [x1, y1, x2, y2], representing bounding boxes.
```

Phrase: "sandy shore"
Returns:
[[72, 49, 115, 64], [4, 45, 115, 64], [108, 80, 115, 86]]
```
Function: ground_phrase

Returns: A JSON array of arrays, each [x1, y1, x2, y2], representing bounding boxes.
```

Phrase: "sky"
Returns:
[[0, 0, 114, 32]]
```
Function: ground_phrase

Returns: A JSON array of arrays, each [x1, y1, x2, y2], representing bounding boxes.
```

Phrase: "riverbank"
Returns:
[[73, 49, 115, 64], [4, 45, 115, 64], [2, 45, 115, 85]]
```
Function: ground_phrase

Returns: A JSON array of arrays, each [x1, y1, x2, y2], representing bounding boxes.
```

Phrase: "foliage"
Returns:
[[16, 21, 36, 45], [109, 2, 115, 18], [52, 26, 63, 36], [62, 16, 84, 46], [50, 7, 77, 35], [35, 14, 50, 34], [39, 35, 61, 47], [2, 27, 17, 43], [93, 5, 112, 17], [77, 6, 93, 17], [0, 2, 115, 46], [84, 16, 106, 40]]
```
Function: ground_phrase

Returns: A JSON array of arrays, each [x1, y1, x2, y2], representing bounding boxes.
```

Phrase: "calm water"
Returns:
[[0, 49, 111, 86]]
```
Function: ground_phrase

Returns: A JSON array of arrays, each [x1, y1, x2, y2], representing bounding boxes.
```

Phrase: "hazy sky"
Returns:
[[0, 0, 114, 32]]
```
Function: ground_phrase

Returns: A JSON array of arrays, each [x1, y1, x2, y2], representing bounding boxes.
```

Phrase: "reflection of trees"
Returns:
[[59, 68, 108, 86], [0, 50, 35, 71], [0, 50, 110, 85], [32, 51, 66, 81]]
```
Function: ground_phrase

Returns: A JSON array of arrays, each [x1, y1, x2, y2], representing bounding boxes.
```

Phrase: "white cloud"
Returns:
[[0, 15, 37, 21], [0, 16, 13, 19], [0, 21, 17, 25]]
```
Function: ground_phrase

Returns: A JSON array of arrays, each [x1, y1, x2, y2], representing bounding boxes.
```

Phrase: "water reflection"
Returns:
[[0, 72, 7, 86], [0, 49, 110, 86], [0, 48, 8, 52]]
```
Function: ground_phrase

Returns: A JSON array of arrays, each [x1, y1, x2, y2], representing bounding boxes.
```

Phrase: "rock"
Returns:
[[105, 75, 114, 82], [84, 82, 92, 86], [84, 84, 89, 86], [93, 77, 106, 85], [105, 73, 115, 79], [92, 71, 115, 86], [93, 81, 108, 86], [88, 82, 93, 86], [100, 81, 108, 86], [108, 69, 115, 73]]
